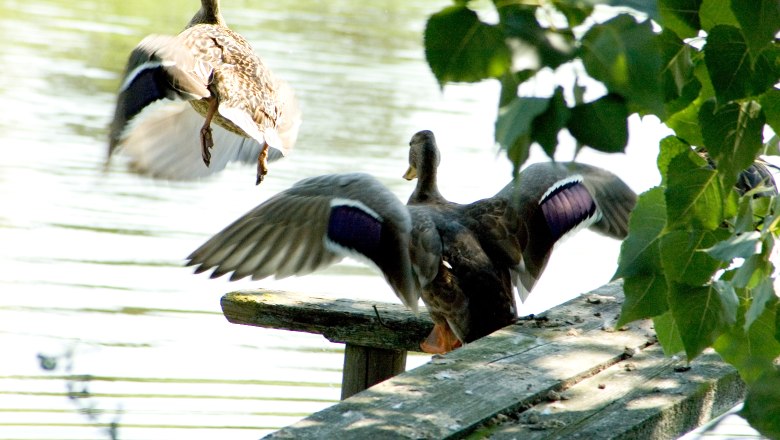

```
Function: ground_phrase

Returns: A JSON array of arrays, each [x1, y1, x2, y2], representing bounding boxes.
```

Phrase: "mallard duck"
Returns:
[[108, 0, 300, 184], [696, 148, 778, 198], [187, 130, 637, 353]]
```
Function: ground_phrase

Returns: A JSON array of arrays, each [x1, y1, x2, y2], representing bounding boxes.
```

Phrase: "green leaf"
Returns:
[[705, 231, 761, 260], [733, 254, 773, 289], [531, 87, 570, 158], [730, 0, 780, 64], [664, 96, 705, 145], [714, 280, 740, 326], [760, 88, 780, 136], [698, 0, 739, 31], [735, 196, 755, 233], [763, 134, 780, 157], [499, 6, 574, 69], [669, 281, 729, 360], [665, 75, 702, 117], [498, 70, 535, 108], [665, 153, 724, 230], [665, 58, 713, 139], [692, 52, 716, 101], [657, 136, 692, 184], [658, 29, 700, 109], [659, 0, 702, 39], [653, 311, 686, 356], [551, 0, 593, 27], [614, 187, 668, 278], [776, 299, 780, 344], [567, 94, 628, 153], [745, 278, 777, 332], [618, 273, 669, 326], [699, 99, 766, 192], [741, 369, 780, 439], [703, 25, 776, 104], [715, 295, 780, 383], [495, 96, 550, 172], [424, 6, 511, 86], [660, 229, 730, 285], [580, 15, 665, 117]]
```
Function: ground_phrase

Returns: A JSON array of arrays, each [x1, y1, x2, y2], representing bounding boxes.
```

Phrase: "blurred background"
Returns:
[[0, 0, 666, 438]]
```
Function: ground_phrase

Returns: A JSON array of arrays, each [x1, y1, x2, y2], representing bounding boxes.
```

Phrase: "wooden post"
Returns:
[[340, 344, 407, 400]]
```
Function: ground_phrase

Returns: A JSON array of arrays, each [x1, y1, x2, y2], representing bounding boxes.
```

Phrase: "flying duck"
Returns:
[[108, 0, 301, 184]]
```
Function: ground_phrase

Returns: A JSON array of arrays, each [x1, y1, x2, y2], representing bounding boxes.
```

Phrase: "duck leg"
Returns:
[[255, 144, 269, 185], [199, 96, 218, 167], [420, 323, 462, 354]]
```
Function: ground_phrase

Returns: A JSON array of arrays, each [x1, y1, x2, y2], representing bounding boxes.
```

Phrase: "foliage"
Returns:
[[422, 0, 780, 436]]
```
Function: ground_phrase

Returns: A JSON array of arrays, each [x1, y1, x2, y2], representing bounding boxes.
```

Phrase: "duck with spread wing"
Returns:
[[187, 130, 637, 353], [108, 0, 301, 184]]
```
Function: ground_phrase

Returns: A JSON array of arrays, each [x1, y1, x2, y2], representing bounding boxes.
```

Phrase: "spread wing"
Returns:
[[497, 162, 637, 300], [187, 173, 420, 311], [111, 101, 284, 180], [108, 34, 211, 158]]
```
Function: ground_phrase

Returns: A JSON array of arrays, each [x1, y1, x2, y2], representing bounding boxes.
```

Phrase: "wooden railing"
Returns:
[[221, 281, 745, 439]]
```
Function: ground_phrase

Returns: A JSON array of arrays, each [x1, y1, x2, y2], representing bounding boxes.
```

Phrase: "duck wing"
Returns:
[[499, 162, 636, 300], [187, 173, 420, 311], [108, 34, 211, 157], [566, 162, 637, 239], [111, 101, 284, 180]]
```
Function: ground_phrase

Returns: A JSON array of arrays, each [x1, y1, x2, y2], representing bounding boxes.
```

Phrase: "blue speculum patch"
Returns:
[[327, 204, 383, 263], [540, 181, 596, 241], [123, 69, 165, 119]]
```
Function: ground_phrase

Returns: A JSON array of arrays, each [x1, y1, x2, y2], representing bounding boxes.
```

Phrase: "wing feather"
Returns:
[[187, 173, 421, 309]]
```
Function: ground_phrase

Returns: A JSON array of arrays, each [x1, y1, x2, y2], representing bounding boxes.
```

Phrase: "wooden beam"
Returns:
[[481, 344, 743, 439], [260, 281, 744, 439], [220, 289, 433, 351], [341, 345, 407, 400]]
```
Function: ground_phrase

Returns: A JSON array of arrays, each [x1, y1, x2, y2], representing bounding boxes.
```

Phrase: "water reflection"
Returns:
[[0, 0, 661, 438]]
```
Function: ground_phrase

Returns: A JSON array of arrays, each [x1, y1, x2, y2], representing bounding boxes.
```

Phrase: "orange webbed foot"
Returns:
[[420, 323, 462, 354]]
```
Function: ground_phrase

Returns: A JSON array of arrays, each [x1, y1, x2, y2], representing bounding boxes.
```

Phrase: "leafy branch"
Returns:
[[422, 0, 779, 436]]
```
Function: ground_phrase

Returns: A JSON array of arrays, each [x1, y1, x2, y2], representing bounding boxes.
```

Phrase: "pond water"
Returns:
[[0, 1, 665, 438]]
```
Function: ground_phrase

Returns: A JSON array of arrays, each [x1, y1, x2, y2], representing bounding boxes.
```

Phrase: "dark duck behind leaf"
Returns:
[[187, 130, 637, 353], [107, 0, 301, 184], [697, 147, 778, 198]]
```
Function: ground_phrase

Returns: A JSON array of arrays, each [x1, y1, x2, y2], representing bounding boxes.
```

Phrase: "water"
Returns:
[[0, 0, 665, 438]]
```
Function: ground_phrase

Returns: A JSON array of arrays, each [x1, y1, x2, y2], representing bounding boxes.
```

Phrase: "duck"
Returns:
[[107, 0, 301, 184], [187, 130, 637, 353], [696, 148, 778, 198]]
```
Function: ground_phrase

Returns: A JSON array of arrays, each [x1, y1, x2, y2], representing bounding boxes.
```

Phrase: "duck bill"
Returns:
[[403, 165, 417, 181]]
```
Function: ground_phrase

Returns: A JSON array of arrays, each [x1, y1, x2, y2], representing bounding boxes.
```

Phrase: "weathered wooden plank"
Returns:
[[341, 345, 407, 400], [264, 281, 680, 440], [220, 289, 434, 351], [481, 345, 744, 439]]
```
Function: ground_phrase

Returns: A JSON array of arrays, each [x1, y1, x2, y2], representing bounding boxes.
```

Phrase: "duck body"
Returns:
[[188, 130, 637, 353], [108, 0, 300, 184], [409, 203, 517, 352]]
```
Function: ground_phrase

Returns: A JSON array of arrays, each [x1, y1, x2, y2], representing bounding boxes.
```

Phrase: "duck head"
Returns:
[[405, 130, 447, 205], [404, 130, 440, 181]]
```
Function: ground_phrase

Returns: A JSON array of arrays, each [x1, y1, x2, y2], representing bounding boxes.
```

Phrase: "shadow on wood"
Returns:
[[220, 281, 745, 439]]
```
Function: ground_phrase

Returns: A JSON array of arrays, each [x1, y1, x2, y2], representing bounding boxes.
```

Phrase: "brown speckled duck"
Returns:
[[108, 0, 300, 184], [187, 130, 637, 353]]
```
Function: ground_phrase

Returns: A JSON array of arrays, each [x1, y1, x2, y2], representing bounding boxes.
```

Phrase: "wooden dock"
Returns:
[[221, 281, 745, 439]]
